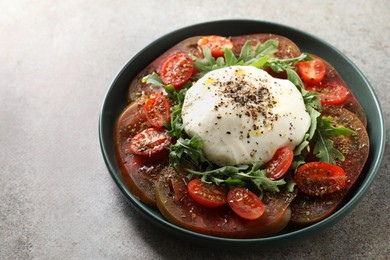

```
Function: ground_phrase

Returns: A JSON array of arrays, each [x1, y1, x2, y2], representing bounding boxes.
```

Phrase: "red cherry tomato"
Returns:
[[264, 146, 294, 180], [306, 82, 349, 105], [160, 52, 194, 89], [187, 179, 228, 208], [294, 162, 347, 196], [144, 94, 170, 128], [298, 57, 326, 85], [130, 128, 171, 156], [227, 188, 265, 220], [198, 35, 233, 58]]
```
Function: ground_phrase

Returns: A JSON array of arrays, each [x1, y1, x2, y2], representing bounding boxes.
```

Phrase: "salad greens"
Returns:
[[187, 162, 286, 199], [313, 116, 355, 164], [142, 39, 354, 192]]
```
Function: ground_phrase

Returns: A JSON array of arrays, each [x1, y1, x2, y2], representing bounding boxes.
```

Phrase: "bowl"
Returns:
[[99, 20, 385, 248]]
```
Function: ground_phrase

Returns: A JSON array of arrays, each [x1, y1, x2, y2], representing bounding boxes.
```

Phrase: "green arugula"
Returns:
[[186, 161, 286, 198], [193, 39, 279, 78], [169, 135, 212, 170], [313, 116, 355, 164], [142, 72, 164, 87]]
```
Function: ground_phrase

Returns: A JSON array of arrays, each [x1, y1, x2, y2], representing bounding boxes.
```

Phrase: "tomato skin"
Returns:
[[160, 52, 194, 89], [298, 57, 326, 85], [144, 94, 170, 128], [156, 169, 296, 238], [290, 107, 369, 225], [306, 82, 349, 105], [115, 99, 170, 206], [198, 35, 233, 58], [264, 146, 293, 180], [187, 179, 228, 208], [130, 128, 171, 156], [294, 162, 347, 196], [227, 188, 265, 220]]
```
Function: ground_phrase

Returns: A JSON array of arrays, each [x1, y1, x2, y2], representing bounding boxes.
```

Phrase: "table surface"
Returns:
[[1, 0, 389, 259]]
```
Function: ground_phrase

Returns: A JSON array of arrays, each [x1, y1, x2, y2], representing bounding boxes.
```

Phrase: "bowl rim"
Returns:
[[99, 19, 386, 247]]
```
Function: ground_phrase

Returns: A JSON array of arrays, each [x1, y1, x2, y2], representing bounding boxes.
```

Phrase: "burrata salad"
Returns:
[[114, 34, 369, 238]]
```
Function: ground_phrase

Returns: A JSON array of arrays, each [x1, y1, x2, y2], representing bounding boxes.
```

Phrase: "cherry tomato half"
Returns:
[[294, 162, 347, 196], [130, 128, 171, 156], [298, 57, 326, 85], [160, 52, 194, 89], [187, 179, 228, 208], [227, 188, 265, 220], [306, 82, 349, 105], [264, 146, 294, 180], [198, 35, 233, 58], [144, 94, 170, 128]]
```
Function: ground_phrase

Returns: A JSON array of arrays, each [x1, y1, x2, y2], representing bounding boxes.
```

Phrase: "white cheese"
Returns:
[[181, 66, 311, 166]]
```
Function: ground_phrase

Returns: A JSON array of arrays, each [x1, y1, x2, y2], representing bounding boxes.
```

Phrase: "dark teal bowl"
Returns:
[[99, 20, 385, 248]]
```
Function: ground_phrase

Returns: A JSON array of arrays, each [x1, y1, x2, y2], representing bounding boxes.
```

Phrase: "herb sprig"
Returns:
[[313, 116, 355, 164], [186, 162, 286, 198], [193, 40, 278, 79], [169, 135, 212, 170]]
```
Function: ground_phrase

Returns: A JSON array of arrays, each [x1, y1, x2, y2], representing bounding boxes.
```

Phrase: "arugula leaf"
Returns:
[[142, 72, 164, 87], [316, 116, 356, 137], [284, 171, 297, 193], [312, 116, 355, 164], [193, 46, 223, 79], [313, 136, 345, 164], [169, 136, 212, 170], [265, 53, 312, 74], [238, 40, 278, 65], [193, 39, 279, 78], [286, 68, 305, 92], [167, 102, 184, 138], [238, 41, 253, 62], [254, 39, 279, 56], [293, 101, 320, 156], [224, 48, 237, 66], [187, 161, 286, 198], [250, 55, 270, 69]]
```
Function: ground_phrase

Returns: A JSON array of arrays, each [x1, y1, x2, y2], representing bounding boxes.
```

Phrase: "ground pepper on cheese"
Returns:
[[182, 66, 311, 166]]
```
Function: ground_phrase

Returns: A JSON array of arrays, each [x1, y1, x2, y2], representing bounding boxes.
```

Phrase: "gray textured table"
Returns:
[[1, 0, 389, 259]]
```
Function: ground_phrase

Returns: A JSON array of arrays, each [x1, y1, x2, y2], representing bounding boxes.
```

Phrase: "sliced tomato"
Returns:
[[187, 179, 227, 208], [130, 128, 171, 156], [306, 82, 349, 105], [294, 162, 347, 196], [115, 99, 170, 206], [227, 188, 265, 220], [144, 93, 170, 128], [298, 57, 326, 85], [198, 35, 233, 58], [290, 107, 369, 225], [156, 169, 296, 238], [160, 52, 194, 89], [264, 146, 294, 180]]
